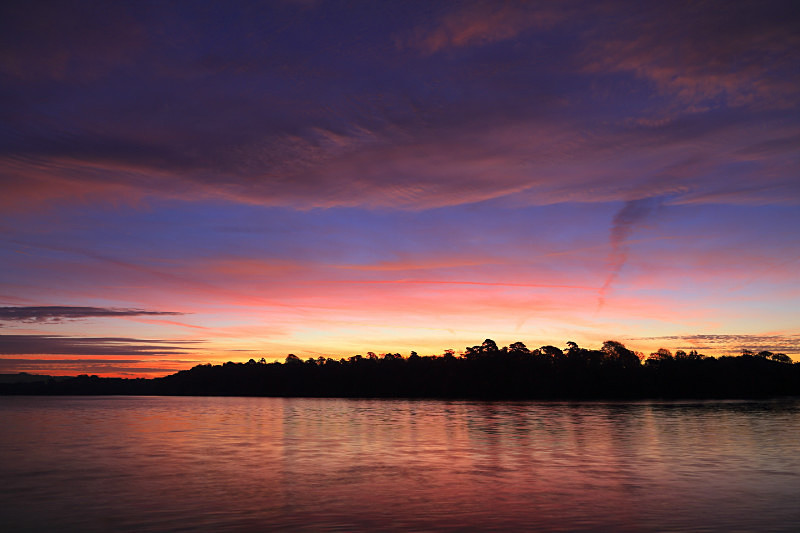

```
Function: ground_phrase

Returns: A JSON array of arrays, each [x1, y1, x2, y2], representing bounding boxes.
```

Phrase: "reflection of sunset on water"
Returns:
[[4, 397, 799, 531]]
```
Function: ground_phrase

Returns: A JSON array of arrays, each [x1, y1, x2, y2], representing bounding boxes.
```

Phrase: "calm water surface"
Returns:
[[1, 396, 799, 532]]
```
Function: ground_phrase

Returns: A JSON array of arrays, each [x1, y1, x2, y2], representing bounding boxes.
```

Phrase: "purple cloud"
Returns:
[[0, 1, 797, 212], [0, 306, 184, 323], [599, 198, 663, 307], [0, 335, 201, 356]]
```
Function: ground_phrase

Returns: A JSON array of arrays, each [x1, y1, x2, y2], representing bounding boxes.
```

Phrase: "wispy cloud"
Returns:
[[403, 2, 566, 54], [599, 198, 662, 307], [581, 1, 800, 111], [0, 358, 197, 375], [0, 306, 184, 323], [0, 335, 201, 356], [0, 2, 794, 213], [633, 334, 800, 354]]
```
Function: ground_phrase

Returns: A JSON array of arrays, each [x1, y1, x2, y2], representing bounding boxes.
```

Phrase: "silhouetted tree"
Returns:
[[771, 353, 792, 363], [482, 339, 499, 353], [647, 348, 673, 363], [464, 345, 481, 359], [537, 345, 563, 359], [565, 341, 579, 354], [508, 341, 530, 355], [601, 340, 641, 367]]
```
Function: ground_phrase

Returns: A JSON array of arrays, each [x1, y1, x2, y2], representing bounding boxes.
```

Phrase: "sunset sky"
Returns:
[[1, 0, 799, 376]]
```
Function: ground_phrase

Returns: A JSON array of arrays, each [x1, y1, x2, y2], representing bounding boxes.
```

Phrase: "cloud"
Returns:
[[0, 358, 197, 375], [633, 334, 800, 354], [403, 2, 566, 54], [0, 306, 184, 323], [0, 335, 201, 356], [581, 1, 800, 111], [0, 1, 797, 214], [4, 99, 797, 214], [598, 198, 662, 307]]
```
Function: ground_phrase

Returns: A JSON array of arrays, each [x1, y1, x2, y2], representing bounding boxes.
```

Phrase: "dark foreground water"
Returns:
[[1, 397, 799, 532]]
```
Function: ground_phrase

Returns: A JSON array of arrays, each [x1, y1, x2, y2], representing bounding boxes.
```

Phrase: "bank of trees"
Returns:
[[150, 339, 797, 399], [2, 339, 797, 398]]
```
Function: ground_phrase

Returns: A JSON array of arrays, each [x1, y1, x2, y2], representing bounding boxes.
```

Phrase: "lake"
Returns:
[[1, 396, 799, 532]]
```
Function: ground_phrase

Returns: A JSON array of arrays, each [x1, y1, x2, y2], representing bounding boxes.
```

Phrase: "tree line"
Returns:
[[1, 339, 797, 398]]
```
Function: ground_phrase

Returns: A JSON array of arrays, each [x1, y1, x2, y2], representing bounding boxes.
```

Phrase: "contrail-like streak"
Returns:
[[598, 198, 661, 308]]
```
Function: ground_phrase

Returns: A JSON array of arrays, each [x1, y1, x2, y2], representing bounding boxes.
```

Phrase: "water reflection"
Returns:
[[1, 397, 799, 532]]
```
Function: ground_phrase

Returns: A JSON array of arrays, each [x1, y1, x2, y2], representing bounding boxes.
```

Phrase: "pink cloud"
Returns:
[[2, 90, 797, 213], [580, 4, 800, 112], [403, 2, 566, 54], [1, 2, 797, 217]]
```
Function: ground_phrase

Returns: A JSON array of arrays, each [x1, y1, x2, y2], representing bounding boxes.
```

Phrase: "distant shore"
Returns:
[[2, 340, 798, 399]]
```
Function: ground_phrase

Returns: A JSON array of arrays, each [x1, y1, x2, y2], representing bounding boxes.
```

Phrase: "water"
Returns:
[[1, 397, 799, 532]]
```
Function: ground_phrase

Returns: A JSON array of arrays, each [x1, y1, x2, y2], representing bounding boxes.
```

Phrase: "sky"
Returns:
[[1, 0, 799, 377]]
